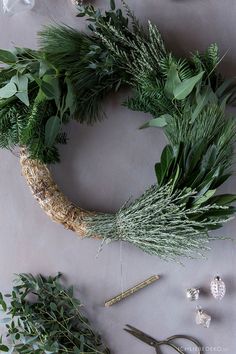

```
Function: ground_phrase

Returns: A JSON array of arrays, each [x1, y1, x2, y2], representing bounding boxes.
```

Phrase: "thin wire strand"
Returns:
[[119, 240, 124, 294]]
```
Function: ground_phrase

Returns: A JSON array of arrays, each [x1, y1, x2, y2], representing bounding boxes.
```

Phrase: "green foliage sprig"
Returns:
[[0, 47, 74, 162], [0, 273, 109, 354], [85, 183, 234, 260]]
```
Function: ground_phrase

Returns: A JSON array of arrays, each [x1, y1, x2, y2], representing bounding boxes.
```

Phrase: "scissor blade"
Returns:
[[124, 325, 157, 346]]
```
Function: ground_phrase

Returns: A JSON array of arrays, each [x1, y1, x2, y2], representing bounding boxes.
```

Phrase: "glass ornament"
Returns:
[[186, 288, 200, 301], [2, 0, 35, 16], [195, 306, 211, 328], [210, 275, 226, 300]]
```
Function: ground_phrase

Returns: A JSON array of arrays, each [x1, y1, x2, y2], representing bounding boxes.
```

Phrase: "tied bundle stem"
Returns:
[[85, 183, 231, 261]]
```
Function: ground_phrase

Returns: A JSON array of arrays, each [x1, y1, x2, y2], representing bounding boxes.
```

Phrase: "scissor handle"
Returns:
[[124, 325, 202, 354], [154, 340, 185, 354], [166, 335, 202, 354]]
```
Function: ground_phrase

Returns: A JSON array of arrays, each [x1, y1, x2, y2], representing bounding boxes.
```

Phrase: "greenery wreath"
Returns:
[[0, 1, 236, 261]]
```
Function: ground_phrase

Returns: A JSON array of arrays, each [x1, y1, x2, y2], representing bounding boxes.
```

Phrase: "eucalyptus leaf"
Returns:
[[40, 81, 55, 99], [50, 302, 57, 311], [11, 74, 29, 106], [110, 0, 116, 10], [0, 49, 17, 64], [88, 62, 97, 69], [0, 344, 9, 352], [164, 64, 181, 98], [174, 71, 205, 100], [0, 299, 7, 312], [11, 74, 28, 92], [0, 82, 17, 99], [77, 12, 86, 17], [22, 335, 38, 344], [15, 333, 20, 340], [39, 61, 50, 78], [65, 78, 76, 116], [41, 76, 60, 105], [140, 114, 172, 129], [45, 116, 60, 147], [16, 92, 29, 106]]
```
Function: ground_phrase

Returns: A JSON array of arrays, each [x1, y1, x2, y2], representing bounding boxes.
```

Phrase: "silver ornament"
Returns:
[[210, 275, 226, 300], [195, 306, 211, 328], [70, 0, 83, 6], [2, 0, 35, 15], [186, 288, 200, 301]]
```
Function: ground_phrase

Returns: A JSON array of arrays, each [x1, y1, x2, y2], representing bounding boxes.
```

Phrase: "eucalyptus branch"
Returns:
[[0, 274, 110, 354]]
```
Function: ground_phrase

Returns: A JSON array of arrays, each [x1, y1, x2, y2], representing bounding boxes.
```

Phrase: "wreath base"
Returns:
[[20, 148, 96, 237]]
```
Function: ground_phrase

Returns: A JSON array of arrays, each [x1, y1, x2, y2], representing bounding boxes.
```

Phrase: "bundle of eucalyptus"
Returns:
[[0, 1, 235, 261], [0, 273, 109, 354]]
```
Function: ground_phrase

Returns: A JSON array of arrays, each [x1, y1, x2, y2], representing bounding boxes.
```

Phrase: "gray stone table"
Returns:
[[0, 0, 235, 353]]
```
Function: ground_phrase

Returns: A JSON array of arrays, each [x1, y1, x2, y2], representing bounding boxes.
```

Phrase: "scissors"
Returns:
[[124, 324, 202, 354]]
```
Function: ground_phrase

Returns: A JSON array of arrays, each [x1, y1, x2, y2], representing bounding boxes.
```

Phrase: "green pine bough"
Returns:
[[0, 1, 235, 260], [0, 273, 109, 353]]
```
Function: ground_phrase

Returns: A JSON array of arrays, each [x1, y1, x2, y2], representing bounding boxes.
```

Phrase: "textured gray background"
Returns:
[[0, 0, 236, 353]]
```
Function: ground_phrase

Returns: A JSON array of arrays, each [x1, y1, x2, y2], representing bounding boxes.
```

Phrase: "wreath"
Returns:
[[0, 1, 236, 261]]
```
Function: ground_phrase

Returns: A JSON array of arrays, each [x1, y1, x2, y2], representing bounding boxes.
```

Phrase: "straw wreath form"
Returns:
[[20, 148, 97, 238]]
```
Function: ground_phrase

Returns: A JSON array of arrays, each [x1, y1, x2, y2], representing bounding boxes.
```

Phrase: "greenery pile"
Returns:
[[0, 273, 109, 354], [0, 1, 235, 260]]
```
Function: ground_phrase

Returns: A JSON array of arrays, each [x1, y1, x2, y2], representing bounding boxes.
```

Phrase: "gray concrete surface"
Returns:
[[0, 1, 236, 353]]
